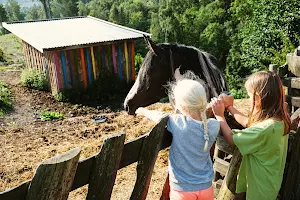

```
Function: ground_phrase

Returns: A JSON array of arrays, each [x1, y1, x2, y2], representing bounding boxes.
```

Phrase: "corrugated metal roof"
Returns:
[[3, 16, 151, 53]]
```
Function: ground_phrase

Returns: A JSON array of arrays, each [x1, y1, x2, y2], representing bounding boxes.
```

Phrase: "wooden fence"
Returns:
[[0, 117, 172, 200], [2, 52, 300, 200]]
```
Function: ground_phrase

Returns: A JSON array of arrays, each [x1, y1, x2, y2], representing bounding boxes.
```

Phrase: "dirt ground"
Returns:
[[0, 70, 250, 199]]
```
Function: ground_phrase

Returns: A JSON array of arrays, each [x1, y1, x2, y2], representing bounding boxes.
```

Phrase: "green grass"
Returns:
[[0, 33, 24, 64], [0, 66, 18, 71], [0, 81, 12, 116]]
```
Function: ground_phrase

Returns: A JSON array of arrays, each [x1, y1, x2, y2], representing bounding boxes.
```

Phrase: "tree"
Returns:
[[25, 5, 45, 20], [51, 0, 78, 18], [37, 0, 52, 19], [5, 0, 24, 21], [226, 0, 300, 95], [0, 4, 8, 23]]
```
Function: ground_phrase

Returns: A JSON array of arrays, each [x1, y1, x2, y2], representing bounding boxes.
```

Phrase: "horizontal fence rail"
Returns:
[[0, 117, 172, 200]]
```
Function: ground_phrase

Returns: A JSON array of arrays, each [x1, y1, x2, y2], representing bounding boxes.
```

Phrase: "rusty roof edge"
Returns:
[[87, 16, 152, 37]]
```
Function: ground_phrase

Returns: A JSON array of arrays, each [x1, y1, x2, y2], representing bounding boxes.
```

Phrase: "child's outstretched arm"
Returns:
[[219, 94, 248, 128], [211, 99, 235, 145], [135, 107, 169, 123], [227, 106, 248, 128]]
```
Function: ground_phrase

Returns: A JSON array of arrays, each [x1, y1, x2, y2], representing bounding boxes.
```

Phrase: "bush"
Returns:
[[40, 111, 63, 121], [0, 81, 12, 115], [21, 69, 48, 90], [0, 48, 5, 62]]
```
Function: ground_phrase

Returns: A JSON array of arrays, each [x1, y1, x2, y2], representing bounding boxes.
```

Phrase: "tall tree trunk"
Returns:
[[38, 0, 50, 19], [47, 0, 52, 18]]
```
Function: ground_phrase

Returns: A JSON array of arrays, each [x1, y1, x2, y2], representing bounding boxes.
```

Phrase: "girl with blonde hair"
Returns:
[[136, 70, 220, 200], [212, 70, 291, 200]]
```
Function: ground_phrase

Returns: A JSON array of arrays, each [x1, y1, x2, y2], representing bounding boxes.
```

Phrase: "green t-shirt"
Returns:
[[232, 119, 288, 200]]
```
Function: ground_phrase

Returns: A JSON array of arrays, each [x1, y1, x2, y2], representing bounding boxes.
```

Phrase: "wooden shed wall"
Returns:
[[22, 40, 136, 94]]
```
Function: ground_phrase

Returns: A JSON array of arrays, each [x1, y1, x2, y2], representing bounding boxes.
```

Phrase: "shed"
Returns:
[[3, 16, 151, 94]]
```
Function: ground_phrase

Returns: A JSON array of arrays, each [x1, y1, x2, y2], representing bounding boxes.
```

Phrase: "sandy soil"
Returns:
[[0, 70, 250, 199]]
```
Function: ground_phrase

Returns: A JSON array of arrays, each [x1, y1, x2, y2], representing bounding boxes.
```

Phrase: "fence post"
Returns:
[[217, 148, 242, 200], [130, 117, 169, 200], [282, 127, 300, 200], [86, 132, 125, 200], [26, 147, 81, 200]]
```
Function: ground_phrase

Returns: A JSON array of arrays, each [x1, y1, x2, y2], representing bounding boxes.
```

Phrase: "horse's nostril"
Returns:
[[125, 105, 129, 112]]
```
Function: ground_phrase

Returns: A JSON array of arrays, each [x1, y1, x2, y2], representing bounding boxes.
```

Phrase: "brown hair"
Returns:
[[245, 71, 291, 134]]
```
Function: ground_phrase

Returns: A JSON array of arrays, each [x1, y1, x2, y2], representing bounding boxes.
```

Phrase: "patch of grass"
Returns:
[[0, 66, 19, 71], [0, 34, 24, 64], [40, 111, 63, 121], [21, 69, 48, 91], [0, 81, 12, 116]]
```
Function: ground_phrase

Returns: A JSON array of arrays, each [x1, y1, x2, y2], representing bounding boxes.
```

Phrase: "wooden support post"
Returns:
[[86, 132, 125, 200], [282, 127, 300, 200], [130, 117, 169, 200], [217, 148, 242, 200], [26, 148, 81, 200]]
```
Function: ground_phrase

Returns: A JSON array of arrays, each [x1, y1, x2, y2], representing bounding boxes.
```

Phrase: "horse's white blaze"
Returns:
[[174, 67, 182, 81]]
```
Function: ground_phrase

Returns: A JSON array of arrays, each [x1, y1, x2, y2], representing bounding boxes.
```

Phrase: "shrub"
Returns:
[[40, 111, 63, 121], [0, 48, 5, 62], [21, 69, 48, 91], [0, 81, 12, 115]]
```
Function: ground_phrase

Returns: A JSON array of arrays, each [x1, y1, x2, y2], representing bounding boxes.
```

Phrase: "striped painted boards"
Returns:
[[23, 40, 136, 94]]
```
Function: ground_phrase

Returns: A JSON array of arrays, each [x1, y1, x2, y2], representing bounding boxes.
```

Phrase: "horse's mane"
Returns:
[[158, 43, 228, 97]]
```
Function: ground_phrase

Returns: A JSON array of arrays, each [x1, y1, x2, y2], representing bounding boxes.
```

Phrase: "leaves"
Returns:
[[0, 81, 12, 116], [21, 69, 48, 91], [40, 111, 63, 121]]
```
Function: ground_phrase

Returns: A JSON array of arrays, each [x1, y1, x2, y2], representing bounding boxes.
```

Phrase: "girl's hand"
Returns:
[[219, 93, 234, 108], [135, 107, 147, 116], [211, 98, 225, 117]]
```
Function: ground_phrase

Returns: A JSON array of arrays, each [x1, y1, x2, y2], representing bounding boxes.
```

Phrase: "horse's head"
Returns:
[[124, 38, 172, 114], [124, 38, 228, 115]]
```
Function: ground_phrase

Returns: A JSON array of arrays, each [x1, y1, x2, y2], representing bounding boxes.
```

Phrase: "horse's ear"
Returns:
[[144, 35, 162, 55]]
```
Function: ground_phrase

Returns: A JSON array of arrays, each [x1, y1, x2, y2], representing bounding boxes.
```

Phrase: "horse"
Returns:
[[124, 37, 228, 115]]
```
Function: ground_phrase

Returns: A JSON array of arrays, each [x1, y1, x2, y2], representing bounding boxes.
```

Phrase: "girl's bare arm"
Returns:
[[227, 106, 248, 128]]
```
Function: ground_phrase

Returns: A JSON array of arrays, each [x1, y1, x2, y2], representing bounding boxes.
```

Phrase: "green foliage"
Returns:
[[21, 69, 48, 91], [0, 33, 24, 64], [36, 0, 52, 19], [0, 81, 12, 116], [5, 0, 25, 21], [134, 53, 143, 73], [230, 88, 248, 99], [25, 5, 45, 20], [51, 0, 78, 18], [0, 4, 8, 22], [0, 48, 5, 62], [226, 0, 300, 90], [40, 111, 63, 121]]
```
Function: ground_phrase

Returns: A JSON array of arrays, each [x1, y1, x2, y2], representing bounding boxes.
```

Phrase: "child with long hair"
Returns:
[[135, 71, 220, 200], [211, 70, 291, 200]]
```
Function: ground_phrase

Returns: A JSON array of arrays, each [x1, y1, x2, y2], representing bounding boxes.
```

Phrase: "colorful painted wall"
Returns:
[[22, 40, 136, 94]]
